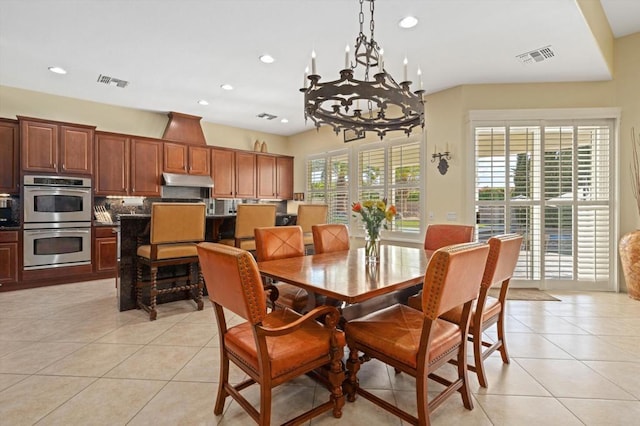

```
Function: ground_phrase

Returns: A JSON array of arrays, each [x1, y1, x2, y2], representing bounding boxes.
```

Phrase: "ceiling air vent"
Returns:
[[97, 74, 129, 88], [516, 45, 555, 64], [257, 112, 277, 120]]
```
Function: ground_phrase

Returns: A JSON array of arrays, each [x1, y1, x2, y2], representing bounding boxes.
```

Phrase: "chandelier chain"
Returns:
[[369, 0, 375, 42], [358, 0, 365, 38]]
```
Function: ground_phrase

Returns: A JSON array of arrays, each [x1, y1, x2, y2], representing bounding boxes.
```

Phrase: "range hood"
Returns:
[[162, 173, 214, 188]]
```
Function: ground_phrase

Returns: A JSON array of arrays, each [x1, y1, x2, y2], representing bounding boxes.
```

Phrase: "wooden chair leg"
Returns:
[[259, 381, 272, 425], [497, 314, 510, 364], [214, 351, 229, 415], [474, 333, 488, 388], [136, 263, 143, 310], [416, 367, 430, 426], [149, 267, 158, 321], [458, 340, 473, 410], [344, 347, 361, 402], [196, 266, 204, 310]]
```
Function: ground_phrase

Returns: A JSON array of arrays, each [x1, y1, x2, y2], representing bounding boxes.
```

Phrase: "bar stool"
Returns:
[[296, 204, 328, 253], [219, 204, 276, 252], [136, 202, 206, 320]]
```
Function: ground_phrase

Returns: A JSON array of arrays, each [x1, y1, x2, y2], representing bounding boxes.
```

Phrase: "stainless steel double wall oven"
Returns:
[[23, 175, 92, 270]]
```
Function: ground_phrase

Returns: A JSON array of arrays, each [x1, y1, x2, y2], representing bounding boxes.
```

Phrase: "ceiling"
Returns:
[[1, 0, 639, 137]]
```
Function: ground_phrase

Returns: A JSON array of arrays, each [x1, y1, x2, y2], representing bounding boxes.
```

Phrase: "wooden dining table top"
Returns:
[[257, 245, 431, 305]]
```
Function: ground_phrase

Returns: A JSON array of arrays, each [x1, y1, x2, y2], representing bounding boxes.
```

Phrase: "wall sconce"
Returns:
[[431, 144, 452, 175], [293, 192, 305, 201]]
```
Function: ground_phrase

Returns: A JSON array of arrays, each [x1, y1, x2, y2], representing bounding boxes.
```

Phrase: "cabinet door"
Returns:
[[163, 142, 188, 174], [0, 232, 18, 285], [188, 146, 210, 175], [0, 120, 19, 193], [60, 126, 93, 175], [95, 133, 129, 196], [235, 151, 256, 199], [276, 156, 294, 200], [256, 154, 276, 199], [21, 120, 58, 173], [211, 148, 235, 197], [94, 228, 117, 274], [131, 139, 162, 197]]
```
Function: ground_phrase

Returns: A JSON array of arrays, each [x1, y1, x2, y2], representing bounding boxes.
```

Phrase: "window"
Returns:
[[306, 150, 350, 224], [474, 120, 614, 290]]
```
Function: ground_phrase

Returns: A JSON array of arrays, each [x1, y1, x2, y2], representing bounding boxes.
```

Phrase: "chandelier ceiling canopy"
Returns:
[[301, 0, 425, 140]]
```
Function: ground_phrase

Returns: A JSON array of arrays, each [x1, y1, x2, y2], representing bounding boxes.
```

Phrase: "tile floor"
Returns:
[[1, 279, 640, 425]]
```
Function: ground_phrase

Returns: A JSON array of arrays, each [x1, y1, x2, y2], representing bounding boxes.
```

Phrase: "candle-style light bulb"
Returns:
[[345, 45, 350, 69], [311, 50, 317, 75], [378, 48, 384, 73], [417, 67, 423, 90], [403, 57, 408, 82], [303, 66, 309, 88]]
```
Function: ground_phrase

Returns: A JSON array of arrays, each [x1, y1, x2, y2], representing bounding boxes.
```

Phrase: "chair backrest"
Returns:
[[297, 204, 329, 233], [234, 204, 277, 239], [424, 224, 475, 251], [312, 224, 350, 254], [421, 242, 489, 319], [196, 242, 266, 324], [254, 226, 305, 262], [482, 233, 523, 289], [150, 202, 206, 245]]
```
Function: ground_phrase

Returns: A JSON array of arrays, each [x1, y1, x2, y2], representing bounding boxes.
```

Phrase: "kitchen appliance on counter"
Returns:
[[23, 175, 92, 270], [0, 197, 17, 226]]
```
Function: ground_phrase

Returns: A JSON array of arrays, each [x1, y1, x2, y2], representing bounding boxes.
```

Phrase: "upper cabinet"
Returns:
[[211, 148, 235, 198], [94, 132, 130, 196], [19, 117, 94, 175], [130, 138, 163, 197], [164, 142, 210, 175], [0, 119, 19, 193], [256, 154, 276, 199], [235, 151, 256, 199], [276, 156, 294, 200]]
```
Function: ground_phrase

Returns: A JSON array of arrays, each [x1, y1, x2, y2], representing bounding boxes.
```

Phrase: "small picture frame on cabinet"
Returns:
[[344, 129, 365, 143]]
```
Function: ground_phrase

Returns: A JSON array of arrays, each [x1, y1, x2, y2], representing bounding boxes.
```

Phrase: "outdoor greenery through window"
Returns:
[[474, 121, 614, 290], [306, 150, 350, 224]]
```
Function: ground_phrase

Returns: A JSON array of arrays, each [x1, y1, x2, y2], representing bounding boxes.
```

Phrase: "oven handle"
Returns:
[[24, 229, 91, 234], [26, 187, 91, 194]]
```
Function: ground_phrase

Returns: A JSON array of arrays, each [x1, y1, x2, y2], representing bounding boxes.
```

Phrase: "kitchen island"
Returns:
[[117, 213, 296, 311]]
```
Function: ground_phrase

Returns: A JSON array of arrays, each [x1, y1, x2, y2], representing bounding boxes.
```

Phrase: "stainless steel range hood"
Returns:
[[162, 173, 214, 188]]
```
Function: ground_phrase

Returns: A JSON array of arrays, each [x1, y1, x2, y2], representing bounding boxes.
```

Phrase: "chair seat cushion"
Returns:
[[218, 238, 256, 251], [225, 308, 345, 379], [274, 283, 308, 312], [345, 304, 460, 369], [137, 243, 198, 260], [440, 296, 501, 334]]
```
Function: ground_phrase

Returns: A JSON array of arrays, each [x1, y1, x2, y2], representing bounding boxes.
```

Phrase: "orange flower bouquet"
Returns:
[[352, 199, 396, 262]]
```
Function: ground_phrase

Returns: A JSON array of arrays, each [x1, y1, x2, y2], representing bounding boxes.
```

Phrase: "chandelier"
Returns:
[[301, 0, 425, 140]]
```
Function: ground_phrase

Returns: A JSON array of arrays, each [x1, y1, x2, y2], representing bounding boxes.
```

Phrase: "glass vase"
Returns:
[[364, 228, 381, 264]]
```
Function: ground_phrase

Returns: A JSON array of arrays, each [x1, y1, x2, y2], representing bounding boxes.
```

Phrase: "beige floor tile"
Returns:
[[564, 317, 640, 336], [598, 334, 640, 357], [0, 341, 85, 374], [516, 358, 635, 399], [472, 357, 551, 396], [0, 340, 33, 357], [128, 381, 222, 425], [96, 318, 176, 344], [559, 397, 640, 425], [583, 360, 640, 399], [394, 390, 492, 426], [0, 373, 28, 392], [173, 346, 248, 384], [543, 334, 639, 361], [0, 375, 95, 425], [104, 344, 200, 380], [36, 377, 166, 425], [475, 394, 583, 425], [500, 333, 573, 359], [39, 342, 142, 377], [312, 389, 402, 425], [511, 314, 590, 334], [149, 321, 217, 346]]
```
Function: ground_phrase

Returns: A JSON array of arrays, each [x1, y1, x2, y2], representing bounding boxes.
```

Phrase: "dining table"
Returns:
[[257, 244, 431, 321]]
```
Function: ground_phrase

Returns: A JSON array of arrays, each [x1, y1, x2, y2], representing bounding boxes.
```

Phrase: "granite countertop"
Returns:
[[116, 213, 296, 220], [0, 225, 20, 231]]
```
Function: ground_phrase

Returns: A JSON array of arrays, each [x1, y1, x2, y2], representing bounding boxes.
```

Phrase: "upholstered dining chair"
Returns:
[[254, 226, 308, 312], [196, 242, 346, 425], [312, 223, 350, 254], [219, 204, 276, 252], [344, 242, 490, 425], [408, 223, 476, 310], [135, 202, 206, 320], [439, 233, 523, 387], [297, 204, 328, 253]]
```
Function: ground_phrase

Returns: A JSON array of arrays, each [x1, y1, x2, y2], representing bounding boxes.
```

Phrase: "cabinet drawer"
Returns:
[[0, 231, 18, 243], [95, 227, 116, 238]]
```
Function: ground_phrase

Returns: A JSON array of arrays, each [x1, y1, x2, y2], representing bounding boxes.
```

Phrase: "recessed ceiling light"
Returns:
[[398, 16, 418, 29], [220, 84, 233, 91], [197, 99, 209, 106], [280, 118, 289, 123], [48, 66, 67, 75], [260, 54, 275, 64]]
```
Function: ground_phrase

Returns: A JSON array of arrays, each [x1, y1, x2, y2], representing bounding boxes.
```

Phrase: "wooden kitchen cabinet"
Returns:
[[94, 227, 117, 275], [19, 117, 94, 175], [164, 142, 210, 175], [0, 231, 18, 288], [130, 138, 163, 197], [211, 148, 235, 197], [0, 119, 19, 194], [256, 154, 276, 199], [276, 156, 294, 200], [235, 151, 256, 199], [94, 132, 130, 196]]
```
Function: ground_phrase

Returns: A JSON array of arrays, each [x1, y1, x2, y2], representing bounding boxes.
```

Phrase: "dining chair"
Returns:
[[196, 242, 346, 425], [297, 204, 328, 253], [439, 233, 523, 387], [407, 223, 476, 310], [219, 204, 276, 251], [312, 223, 350, 254], [343, 242, 489, 425], [135, 202, 206, 320], [254, 226, 308, 312]]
